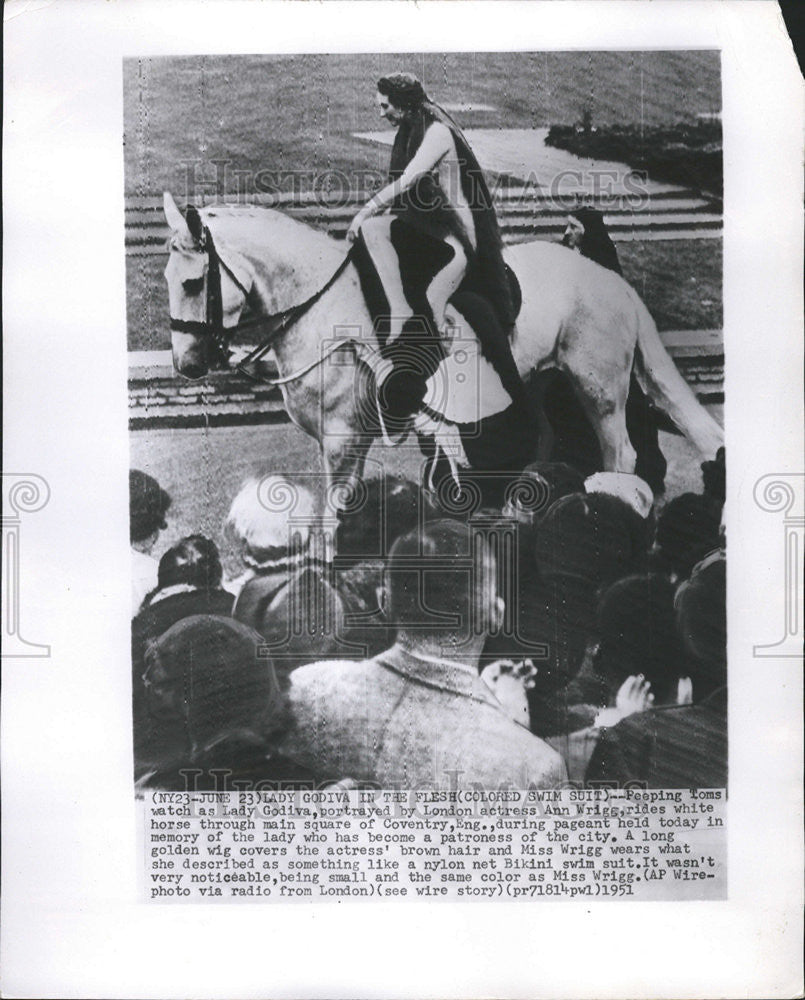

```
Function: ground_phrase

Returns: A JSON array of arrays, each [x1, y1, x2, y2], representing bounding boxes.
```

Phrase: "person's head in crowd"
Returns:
[[153, 535, 223, 594], [701, 447, 726, 509], [593, 573, 687, 706], [653, 492, 722, 581], [130, 470, 171, 551], [384, 518, 503, 660], [535, 491, 648, 590], [584, 472, 654, 521], [675, 550, 726, 699], [335, 475, 432, 566], [561, 207, 622, 275], [522, 460, 586, 517], [502, 469, 552, 527], [141, 614, 287, 770], [225, 475, 318, 571]]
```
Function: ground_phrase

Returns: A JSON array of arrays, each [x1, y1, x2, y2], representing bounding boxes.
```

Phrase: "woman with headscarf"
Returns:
[[562, 207, 623, 275], [347, 72, 532, 428]]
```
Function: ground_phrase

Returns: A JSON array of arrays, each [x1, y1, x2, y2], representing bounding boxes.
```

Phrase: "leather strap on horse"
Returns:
[[236, 244, 357, 380]]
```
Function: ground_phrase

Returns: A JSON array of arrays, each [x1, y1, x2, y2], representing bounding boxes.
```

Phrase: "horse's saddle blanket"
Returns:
[[351, 226, 518, 426]]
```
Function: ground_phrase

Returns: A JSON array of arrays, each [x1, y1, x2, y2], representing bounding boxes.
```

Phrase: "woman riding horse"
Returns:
[[347, 72, 532, 429]]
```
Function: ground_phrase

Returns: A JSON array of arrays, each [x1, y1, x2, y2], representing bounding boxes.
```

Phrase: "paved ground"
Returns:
[[353, 127, 687, 196], [130, 404, 722, 578]]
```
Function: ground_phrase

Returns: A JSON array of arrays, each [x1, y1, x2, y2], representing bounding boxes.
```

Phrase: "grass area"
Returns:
[[619, 238, 722, 332], [127, 255, 169, 353], [124, 51, 720, 196], [126, 237, 722, 352]]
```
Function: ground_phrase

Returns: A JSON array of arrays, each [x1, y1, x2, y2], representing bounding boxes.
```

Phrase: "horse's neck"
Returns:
[[208, 209, 345, 316], [248, 247, 344, 316], [268, 262, 371, 374]]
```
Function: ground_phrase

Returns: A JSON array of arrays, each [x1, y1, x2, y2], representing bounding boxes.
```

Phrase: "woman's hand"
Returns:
[[346, 208, 370, 243], [594, 674, 654, 729], [615, 673, 654, 714]]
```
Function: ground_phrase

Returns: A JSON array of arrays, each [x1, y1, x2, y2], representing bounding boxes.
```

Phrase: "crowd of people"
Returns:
[[130, 447, 726, 793]]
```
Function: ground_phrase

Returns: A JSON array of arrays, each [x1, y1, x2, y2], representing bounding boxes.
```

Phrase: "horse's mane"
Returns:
[[201, 204, 343, 261], [199, 203, 348, 308]]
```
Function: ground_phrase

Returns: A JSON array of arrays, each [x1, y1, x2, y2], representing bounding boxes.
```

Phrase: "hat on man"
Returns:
[[536, 492, 645, 588], [143, 614, 285, 758]]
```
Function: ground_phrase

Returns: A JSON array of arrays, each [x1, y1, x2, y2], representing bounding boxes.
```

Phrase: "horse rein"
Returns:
[[170, 223, 356, 383], [235, 242, 356, 383]]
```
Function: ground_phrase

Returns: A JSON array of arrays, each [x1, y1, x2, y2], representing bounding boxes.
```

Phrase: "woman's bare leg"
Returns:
[[359, 216, 412, 343], [425, 235, 467, 337]]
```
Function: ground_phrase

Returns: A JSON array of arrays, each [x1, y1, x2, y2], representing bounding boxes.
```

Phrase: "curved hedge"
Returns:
[[546, 121, 722, 198]]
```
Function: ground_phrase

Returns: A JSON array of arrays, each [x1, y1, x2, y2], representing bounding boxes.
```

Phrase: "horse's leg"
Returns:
[[564, 365, 636, 474], [532, 371, 556, 462], [304, 430, 369, 563], [320, 430, 373, 515]]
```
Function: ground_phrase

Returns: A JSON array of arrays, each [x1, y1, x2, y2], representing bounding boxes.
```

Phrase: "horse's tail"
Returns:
[[629, 287, 724, 459]]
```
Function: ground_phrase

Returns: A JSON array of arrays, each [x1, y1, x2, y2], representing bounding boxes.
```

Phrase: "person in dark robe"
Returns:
[[347, 72, 533, 435], [541, 206, 670, 494], [562, 207, 623, 274]]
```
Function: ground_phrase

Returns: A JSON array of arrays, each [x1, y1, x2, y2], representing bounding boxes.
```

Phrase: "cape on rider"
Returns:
[[346, 72, 533, 435]]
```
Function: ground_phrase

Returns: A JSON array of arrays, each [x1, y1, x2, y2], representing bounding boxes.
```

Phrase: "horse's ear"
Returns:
[[163, 191, 190, 239], [185, 206, 204, 243]]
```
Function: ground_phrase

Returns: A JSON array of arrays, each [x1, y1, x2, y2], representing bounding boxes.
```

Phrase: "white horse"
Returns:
[[163, 193, 723, 497]]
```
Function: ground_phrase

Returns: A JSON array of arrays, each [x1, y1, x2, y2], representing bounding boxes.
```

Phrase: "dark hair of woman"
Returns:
[[155, 535, 223, 593]]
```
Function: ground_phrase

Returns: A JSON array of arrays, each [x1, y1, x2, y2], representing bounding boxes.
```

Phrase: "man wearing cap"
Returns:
[[226, 475, 359, 680], [136, 614, 315, 789]]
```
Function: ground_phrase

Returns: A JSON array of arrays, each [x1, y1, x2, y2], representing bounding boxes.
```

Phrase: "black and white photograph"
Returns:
[[2, 2, 802, 997], [127, 50, 728, 799]]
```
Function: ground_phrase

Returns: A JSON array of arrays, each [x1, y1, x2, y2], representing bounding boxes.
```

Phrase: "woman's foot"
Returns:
[[438, 314, 458, 349]]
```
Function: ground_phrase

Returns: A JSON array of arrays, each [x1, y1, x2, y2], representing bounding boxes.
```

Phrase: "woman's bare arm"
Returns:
[[347, 122, 452, 240]]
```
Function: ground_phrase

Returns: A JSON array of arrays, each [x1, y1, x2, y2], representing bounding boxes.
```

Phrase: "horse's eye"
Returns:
[[182, 277, 205, 295]]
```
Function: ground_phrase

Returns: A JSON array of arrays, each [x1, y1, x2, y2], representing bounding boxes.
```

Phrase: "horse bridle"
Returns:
[[169, 223, 355, 373], [169, 225, 252, 366]]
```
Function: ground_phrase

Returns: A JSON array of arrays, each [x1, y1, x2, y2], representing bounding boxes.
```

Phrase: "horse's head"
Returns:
[[163, 192, 251, 379]]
